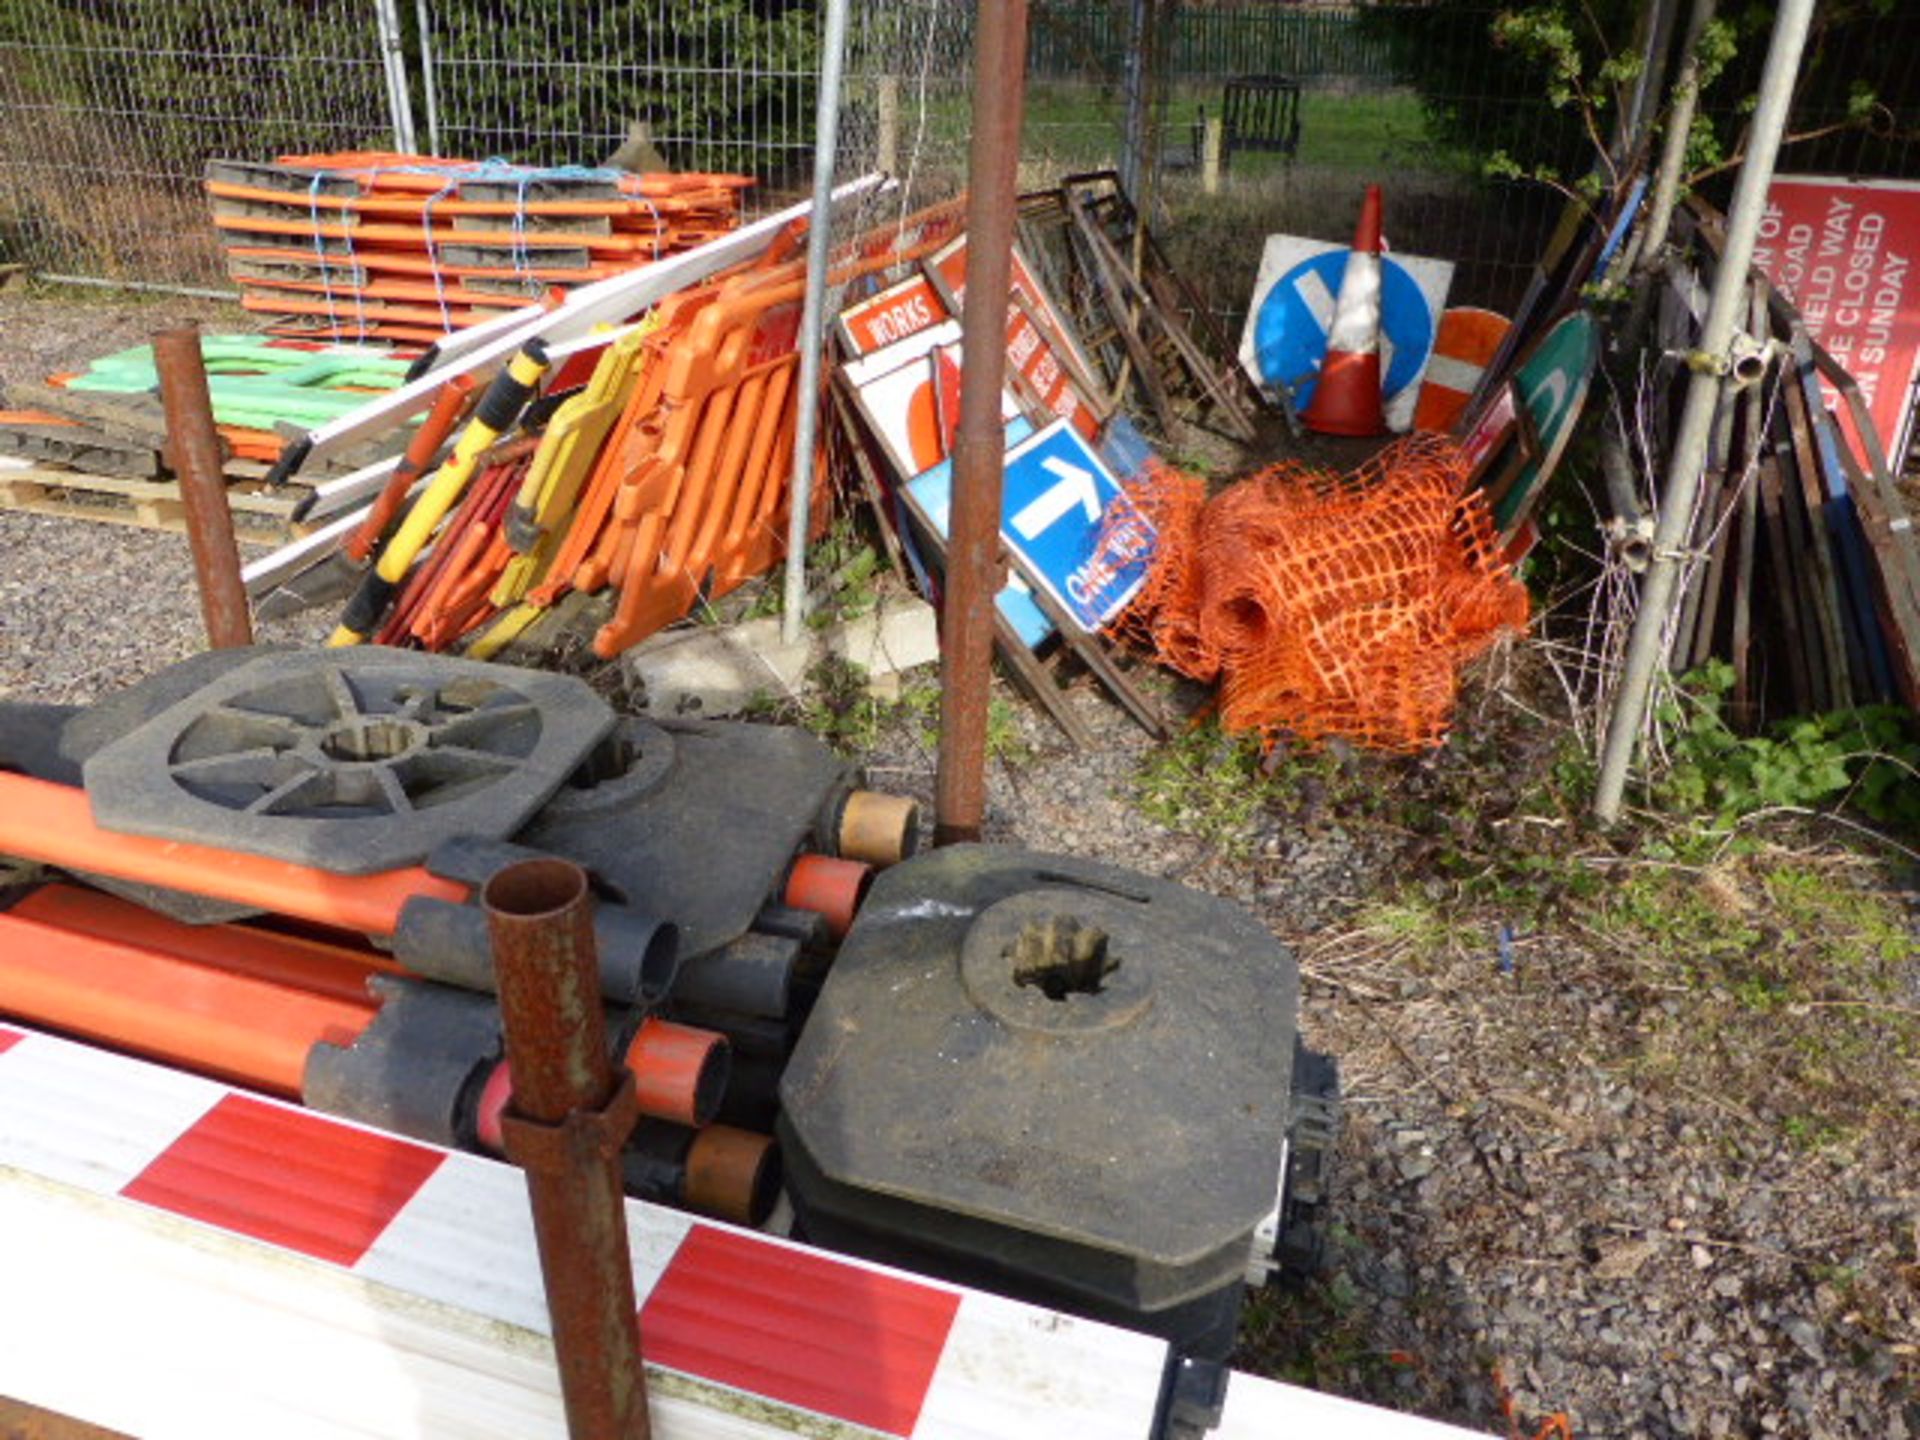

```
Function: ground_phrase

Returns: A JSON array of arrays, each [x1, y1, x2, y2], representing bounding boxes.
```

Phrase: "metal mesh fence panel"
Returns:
[[0, 0, 401, 289], [416, 1, 822, 204], [5, 0, 1908, 310], [1103, 3, 1583, 339]]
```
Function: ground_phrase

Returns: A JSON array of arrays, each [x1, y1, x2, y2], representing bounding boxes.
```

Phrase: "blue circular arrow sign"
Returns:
[[1252, 250, 1437, 408]]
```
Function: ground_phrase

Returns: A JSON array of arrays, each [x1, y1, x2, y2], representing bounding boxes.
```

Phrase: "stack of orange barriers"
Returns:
[[340, 198, 967, 662], [205, 152, 754, 347]]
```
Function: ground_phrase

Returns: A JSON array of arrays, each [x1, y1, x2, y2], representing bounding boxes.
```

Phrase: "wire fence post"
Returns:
[[373, 0, 419, 155], [781, 0, 852, 645], [415, 0, 443, 157], [1592, 0, 1819, 823]]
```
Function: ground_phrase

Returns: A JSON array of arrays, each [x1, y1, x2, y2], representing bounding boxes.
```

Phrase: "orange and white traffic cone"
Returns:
[[1303, 184, 1387, 437]]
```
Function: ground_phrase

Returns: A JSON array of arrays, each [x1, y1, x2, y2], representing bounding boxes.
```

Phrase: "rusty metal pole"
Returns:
[[934, 0, 1031, 846], [483, 859, 650, 1440], [152, 326, 252, 649]]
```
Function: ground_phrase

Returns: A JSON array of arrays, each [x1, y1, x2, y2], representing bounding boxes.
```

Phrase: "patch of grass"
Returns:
[[792, 654, 898, 755], [726, 518, 890, 629], [1351, 894, 1475, 963], [894, 681, 1032, 766], [1013, 81, 1444, 176], [1133, 719, 1272, 855], [1588, 849, 1920, 1144], [781, 666, 1032, 766]]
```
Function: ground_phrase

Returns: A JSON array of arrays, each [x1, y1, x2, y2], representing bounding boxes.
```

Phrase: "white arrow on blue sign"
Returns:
[[1000, 419, 1156, 633]]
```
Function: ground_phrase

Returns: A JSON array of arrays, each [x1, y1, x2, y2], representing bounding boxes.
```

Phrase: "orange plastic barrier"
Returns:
[[318, 196, 967, 660], [1112, 434, 1530, 752], [0, 772, 467, 937], [584, 202, 968, 657], [0, 909, 374, 1097], [207, 151, 752, 343]]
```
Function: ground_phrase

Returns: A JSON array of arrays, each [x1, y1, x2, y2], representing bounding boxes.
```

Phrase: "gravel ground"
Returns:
[[0, 288, 333, 700], [4, 288, 1918, 1438], [846, 670, 1920, 1440]]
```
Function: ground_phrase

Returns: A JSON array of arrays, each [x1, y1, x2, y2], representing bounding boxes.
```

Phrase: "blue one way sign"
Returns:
[[1000, 420, 1156, 633]]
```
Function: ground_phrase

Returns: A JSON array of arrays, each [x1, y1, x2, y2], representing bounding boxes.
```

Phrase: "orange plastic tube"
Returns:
[[624, 1017, 730, 1128], [472, 1017, 730, 1150], [0, 773, 467, 937], [784, 854, 873, 940], [0, 910, 375, 1097], [10, 884, 398, 1005]]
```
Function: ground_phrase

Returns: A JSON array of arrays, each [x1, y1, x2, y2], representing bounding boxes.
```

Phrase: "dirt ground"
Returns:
[[2, 287, 1918, 1438]]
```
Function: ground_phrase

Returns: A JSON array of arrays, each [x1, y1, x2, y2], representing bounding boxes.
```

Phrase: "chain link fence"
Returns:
[[0, 0, 401, 290], [2, 0, 1911, 326]]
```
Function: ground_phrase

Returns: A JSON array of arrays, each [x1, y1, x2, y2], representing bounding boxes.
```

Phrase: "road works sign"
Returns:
[[1753, 174, 1920, 468], [999, 419, 1154, 632]]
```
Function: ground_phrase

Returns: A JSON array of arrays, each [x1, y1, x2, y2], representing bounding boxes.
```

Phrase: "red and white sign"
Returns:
[[1753, 174, 1920, 466], [924, 236, 1104, 441], [844, 320, 1018, 479], [837, 274, 950, 356], [1004, 295, 1102, 441]]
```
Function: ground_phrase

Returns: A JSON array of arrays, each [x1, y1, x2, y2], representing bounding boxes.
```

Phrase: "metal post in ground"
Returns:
[[933, 0, 1031, 845], [781, 0, 853, 644], [484, 858, 650, 1440], [372, 0, 418, 155], [1119, 0, 1151, 203], [1592, 0, 1816, 824], [415, 0, 443, 157], [1634, 0, 1717, 274], [153, 327, 252, 650]]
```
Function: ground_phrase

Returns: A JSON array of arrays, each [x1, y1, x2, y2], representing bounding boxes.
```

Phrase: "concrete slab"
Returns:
[[625, 597, 939, 718]]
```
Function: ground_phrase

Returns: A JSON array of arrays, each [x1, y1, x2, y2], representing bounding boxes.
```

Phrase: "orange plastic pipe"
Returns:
[[10, 884, 398, 1005], [624, 1017, 730, 1128], [0, 773, 467, 937], [0, 910, 375, 1097], [784, 854, 873, 940], [470, 1016, 730, 1152]]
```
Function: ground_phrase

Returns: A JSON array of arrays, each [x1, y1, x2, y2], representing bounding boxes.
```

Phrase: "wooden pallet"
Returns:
[[0, 464, 299, 537]]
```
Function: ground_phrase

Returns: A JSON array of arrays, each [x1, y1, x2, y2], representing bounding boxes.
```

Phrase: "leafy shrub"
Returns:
[[1655, 661, 1920, 833]]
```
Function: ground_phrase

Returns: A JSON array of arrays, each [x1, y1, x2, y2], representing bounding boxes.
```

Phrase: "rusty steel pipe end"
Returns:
[[834, 789, 922, 868], [482, 857, 616, 1123], [685, 1125, 783, 1228], [482, 855, 592, 924], [153, 324, 252, 651], [483, 854, 652, 1439]]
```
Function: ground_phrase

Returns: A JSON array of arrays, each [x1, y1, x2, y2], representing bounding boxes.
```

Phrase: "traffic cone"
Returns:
[[1303, 184, 1387, 437]]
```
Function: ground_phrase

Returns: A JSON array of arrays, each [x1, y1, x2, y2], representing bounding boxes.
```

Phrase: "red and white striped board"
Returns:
[[0, 1021, 1481, 1439], [1412, 307, 1510, 434]]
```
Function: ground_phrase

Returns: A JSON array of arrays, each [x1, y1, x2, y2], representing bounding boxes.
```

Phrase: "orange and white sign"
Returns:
[[845, 320, 1017, 479], [1413, 307, 1510, 433], [836, 274, 949, 356], [1754, 175, 1920, 466]]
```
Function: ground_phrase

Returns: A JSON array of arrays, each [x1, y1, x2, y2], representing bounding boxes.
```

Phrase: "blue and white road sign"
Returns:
[[1237, 234, 1455, 431], [903, 418, 1053, 648], [1000, 419, 1155, 633]]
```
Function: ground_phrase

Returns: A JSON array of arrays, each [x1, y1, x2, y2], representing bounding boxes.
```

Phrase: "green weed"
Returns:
[[1134, 721, 1271, 855], [1655, 662, 1920, 834]]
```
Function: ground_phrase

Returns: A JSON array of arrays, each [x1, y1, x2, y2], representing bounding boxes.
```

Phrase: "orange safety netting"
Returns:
[[1108, 432, 1529, 753]]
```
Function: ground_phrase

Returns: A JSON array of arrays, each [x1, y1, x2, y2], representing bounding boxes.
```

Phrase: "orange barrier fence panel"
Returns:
[[0, 910, 374, 1097]]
